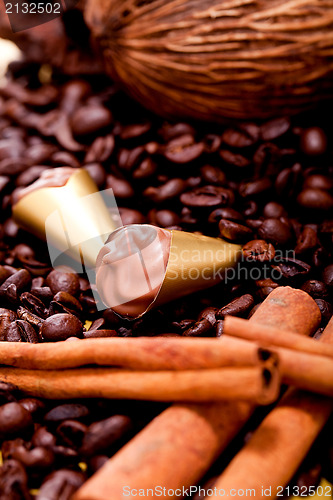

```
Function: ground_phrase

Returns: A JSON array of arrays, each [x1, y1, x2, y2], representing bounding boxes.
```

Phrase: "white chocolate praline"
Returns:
[[95, 224, 171, 318], [14, 167, 76, 203]]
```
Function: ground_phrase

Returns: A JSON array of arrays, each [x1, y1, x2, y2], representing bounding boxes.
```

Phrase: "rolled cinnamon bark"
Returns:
[[74, 287, 321, 500], [209, 316, 333, 499], [224, 316, 333, 358], [0, 336, 270, 370], [0, 364, 280, 404]]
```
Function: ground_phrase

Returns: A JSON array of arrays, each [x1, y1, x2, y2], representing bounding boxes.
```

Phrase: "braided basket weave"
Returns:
[[85, 0, 333, 121]]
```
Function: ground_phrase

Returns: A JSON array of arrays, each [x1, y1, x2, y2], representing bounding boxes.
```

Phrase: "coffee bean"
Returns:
[[52, 150, 81, 168], [37, 469, 85, 500], [222, 126, 258, 148], [217, 295, 254, 319], [200, 165, 226, 186], [239, 178, 272, 198], [88, 455, 109, 474], [53, 292, 83, 316], [272, 258, 311, 280], [263, 202, 287, 219], [208, 207, 244, 224], [105, 173, 135, 199], [303, 174, 333, 191], [181, 186, 234, 208], [25, 143, 57, 166], [183, 318, 213, 337], [20, 292, 47, 318], [0, 269, 31, 294], [243, 240, 275, 262], [219, 149, 251, 168], [41, 313, 83, 341], [144, 178, 186, 203], [163, 134, 204, 163], [260, 117, 290, 141], [301, 281, 329, 299], [315, 299, 333, 325], [118, 208, 146, 225], [71, 105, 112, 136], [6, 320, 39, 343], [258, 218, 293, 246], [300, 127, 327, 156], [297, 189, 333, 210], [17, 307, 43, 329], [60, 80, 91, 114], [148, 209, 180, 227], [85, 135, 115, 163], [44, 404, 90, 423], [83, 163, 107, 187], [219, 219, 252, 241], [295, 227, 318, 255], [46, 270, 80, 296], [56, 420, 87, 449], [80, 414, 132, 457], [32, 427, 56, 449], [197, 307, 218, 325], [0, 459, 30, 500], [0, 403, 33, 438], [322, 265, 333, 288], [255, 279, 279, 299], [0, 308, 17, 341], [19, 398, 45, 417]]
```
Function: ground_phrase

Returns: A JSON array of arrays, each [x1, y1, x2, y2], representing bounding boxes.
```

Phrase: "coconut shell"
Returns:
[[85, 0, 333, 121]]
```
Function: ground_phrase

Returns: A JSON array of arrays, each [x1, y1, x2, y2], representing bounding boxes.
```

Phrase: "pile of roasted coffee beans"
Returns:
[[0, 61, 332, 497]]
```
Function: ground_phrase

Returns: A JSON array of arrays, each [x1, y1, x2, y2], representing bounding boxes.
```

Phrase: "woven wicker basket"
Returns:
[[85, 0, 333, 121]]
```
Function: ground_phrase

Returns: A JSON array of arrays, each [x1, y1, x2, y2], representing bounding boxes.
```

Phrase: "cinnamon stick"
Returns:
[[0, 335, 268, 370], [74, 287, 321, 500], [0, 364, 280, 404], [225, 315, 333, 359], [210, 316, 333, 499]]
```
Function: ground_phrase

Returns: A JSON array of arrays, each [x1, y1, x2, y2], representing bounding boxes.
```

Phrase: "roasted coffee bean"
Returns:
[[20, 292, 47, 318], [208, 207, 244, 224], [120, 122, 151, 140], [144, 178, 186, 203], [217, 295, 254, 319], [85, 135, 115, 163], [25, 143, 57, 166], [242, 200, 258, 218], [197, 307, 218, 325], [4, 440, 54, 471], [44, 404, 90, 423], [260, 117, 290, 140], [37, 469, 85, 500], [60, 80, 91, 114], [159, 122, 195, 141], [222, 125, 259, 148], [30, 286, 54, 304], [53, 291, 83, 315], [242, 240, 275, 262], [105, 173, 135, 199], [118, 208, 146, 225], [0, 269, 31, 293], [171, 319, 195, 333], [52, 150, 80, 168], [297, 189, 333, 210], [16, 165, 50, 187], [303, 174, 333, 191], [294, 227, 318, 255], [0, 382, 18, 405], [239, 178, 272, 198], [6, 320, 38, 343], [183, 318, 213, 337], [215, 320, 224, 337], [219, 149, 251, 168], [219, 219, 252, 241], [132, 157, 157, 179], [263, 202, 287, 219], [17, 307, 43, 329], [0, 308, 17, 340], [88, 455, 109, 474], [272, 258, 311, 279], [315, 299, 333, 325], [148, 209, 180, 227], [32, 427, 56, 449], [200, 165, 226, 185], [71, 105, 112, 136], [0, 459, 30, 500], [80, 414, 133, 457], [163, 134, 204, 163], [0, 267, 13, 285], [300, 127, 327, 156], [0, 403, 33, 438], [181, 186, 234, 208], [19, 398, 45, 417], [301, 280, 329, 299], [258, 218, 293, 246], [322, 264, 333, 288], [83, 163, 107, 187], [56, 420, 87, 449], [41, 313, 83, 341], [255, 279, 279, 299], [46, 270, 80, 296]]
